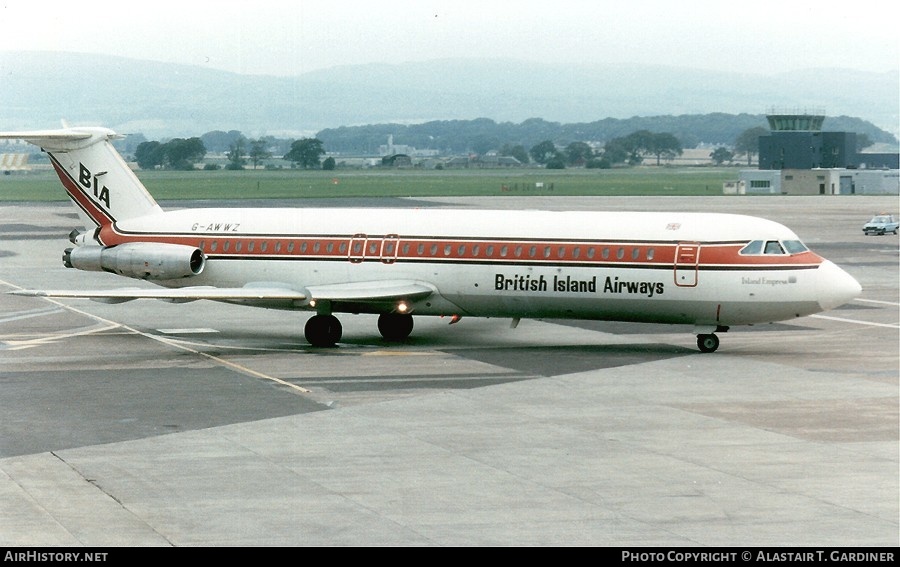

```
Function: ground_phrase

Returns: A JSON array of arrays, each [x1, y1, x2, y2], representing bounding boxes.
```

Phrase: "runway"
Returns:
[[1, 195, 897, 546]]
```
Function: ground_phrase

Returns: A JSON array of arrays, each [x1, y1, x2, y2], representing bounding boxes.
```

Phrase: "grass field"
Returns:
[[0, 166, 740, 201]]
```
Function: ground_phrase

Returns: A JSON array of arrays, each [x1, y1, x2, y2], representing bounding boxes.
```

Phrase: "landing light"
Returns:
[[396, 301, 409, 313], [309, 299, 317, 308]]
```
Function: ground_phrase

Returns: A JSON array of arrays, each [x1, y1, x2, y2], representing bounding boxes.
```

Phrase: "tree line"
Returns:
[[130, 126, 772, 171], [316, 114, 894, 155], [133, 137, 328, 170], [126, 112, 890, 171]]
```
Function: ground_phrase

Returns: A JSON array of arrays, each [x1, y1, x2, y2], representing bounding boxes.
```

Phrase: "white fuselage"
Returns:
[[100, 206, 859, 327]]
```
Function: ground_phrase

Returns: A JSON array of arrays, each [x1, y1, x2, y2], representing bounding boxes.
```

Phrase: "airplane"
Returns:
[[0, 126, 862, 352]]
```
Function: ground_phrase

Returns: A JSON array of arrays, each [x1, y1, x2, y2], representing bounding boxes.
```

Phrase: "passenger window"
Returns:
[[647, 248, 655, 260]]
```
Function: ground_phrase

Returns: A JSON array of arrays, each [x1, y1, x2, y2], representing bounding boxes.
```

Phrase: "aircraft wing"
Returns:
[[8, 285, 307, 304], [8, 279, 435, 307]]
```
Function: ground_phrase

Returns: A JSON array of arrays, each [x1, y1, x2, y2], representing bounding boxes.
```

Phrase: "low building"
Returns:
[[0, 153, 30, 173], [732, 168, 899, 195], [730, 170, 782, 194]]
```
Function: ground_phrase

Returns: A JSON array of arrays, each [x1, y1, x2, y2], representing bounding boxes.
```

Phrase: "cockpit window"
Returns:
[[782, 240, 808, 254], [764, 241, 785, 254], [740, 239, 807, 255], [739, 240, 763, 255]]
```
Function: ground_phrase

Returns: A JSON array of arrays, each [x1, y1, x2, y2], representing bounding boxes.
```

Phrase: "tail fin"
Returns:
[[0, 127, 162, 229]]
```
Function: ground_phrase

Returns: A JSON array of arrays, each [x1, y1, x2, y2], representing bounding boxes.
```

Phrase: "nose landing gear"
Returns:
[[696, 333, 720, 353], [695, 325, 728, 353]]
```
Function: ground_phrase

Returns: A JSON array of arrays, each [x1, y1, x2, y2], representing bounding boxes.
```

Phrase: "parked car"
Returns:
[[862, 214, 899, 236]]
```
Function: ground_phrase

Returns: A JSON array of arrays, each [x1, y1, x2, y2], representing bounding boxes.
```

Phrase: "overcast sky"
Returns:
[[0, 0, 897, 76]]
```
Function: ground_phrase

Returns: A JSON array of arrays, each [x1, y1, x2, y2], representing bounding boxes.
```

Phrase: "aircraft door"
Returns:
[[349, 234, 367, 263], [380, 234, 399, 264], [674, 242, 699, 287]]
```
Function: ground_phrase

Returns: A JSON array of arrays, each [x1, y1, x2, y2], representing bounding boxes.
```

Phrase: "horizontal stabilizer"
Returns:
[[0, 127, 117, 151]]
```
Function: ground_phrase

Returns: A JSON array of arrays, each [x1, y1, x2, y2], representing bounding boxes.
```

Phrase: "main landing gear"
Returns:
[[304, 314, 342, 347], [304, 313, 415, 347]]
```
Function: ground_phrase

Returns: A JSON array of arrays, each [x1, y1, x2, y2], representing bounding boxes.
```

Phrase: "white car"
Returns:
[[862, 214, 899, 236]]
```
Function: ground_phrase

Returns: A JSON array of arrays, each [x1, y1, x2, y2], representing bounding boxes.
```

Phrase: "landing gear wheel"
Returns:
[[697, 333, 720, 353], [378, 313, 414, 342], [305, 314, 342, 347]]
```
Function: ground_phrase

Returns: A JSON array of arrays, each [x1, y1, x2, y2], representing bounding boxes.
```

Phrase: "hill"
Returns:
[[1, 51, 897, 140]]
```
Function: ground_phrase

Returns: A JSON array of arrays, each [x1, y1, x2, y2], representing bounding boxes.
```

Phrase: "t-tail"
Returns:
[[0, 126, 162, 231]]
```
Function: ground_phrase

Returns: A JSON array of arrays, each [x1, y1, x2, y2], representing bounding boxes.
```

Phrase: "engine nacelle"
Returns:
[[63, 242, 205, 280]]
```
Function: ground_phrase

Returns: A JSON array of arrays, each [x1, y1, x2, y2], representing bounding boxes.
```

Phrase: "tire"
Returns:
[[378, 313, 414, 341], [697, 333, 720, 353], [305, 314, 342, 347]]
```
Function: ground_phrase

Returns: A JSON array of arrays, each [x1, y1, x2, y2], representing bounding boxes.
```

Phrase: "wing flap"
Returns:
[[304, 280, 435, 302]]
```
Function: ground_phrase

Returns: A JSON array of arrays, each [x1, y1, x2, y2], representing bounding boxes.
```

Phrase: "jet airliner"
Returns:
[[0, 127, 861, 352]]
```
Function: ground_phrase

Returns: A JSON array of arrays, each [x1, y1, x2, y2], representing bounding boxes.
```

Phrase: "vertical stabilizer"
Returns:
[[0, 127, 163, 230]]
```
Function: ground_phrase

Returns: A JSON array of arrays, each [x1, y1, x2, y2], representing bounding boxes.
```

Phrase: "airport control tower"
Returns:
[[759, 108, 857, 169], [765, 108, 826, 132]]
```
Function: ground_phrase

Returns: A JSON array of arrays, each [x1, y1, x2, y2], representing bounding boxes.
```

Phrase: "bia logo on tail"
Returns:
[[78, 162, 111, 210]]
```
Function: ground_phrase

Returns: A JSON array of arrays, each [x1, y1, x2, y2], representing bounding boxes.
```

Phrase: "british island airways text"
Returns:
[[495, 274, 664, 297]]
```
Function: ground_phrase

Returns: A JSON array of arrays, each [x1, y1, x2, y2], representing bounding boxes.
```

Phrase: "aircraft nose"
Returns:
[[817, 260, 862, 311]]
